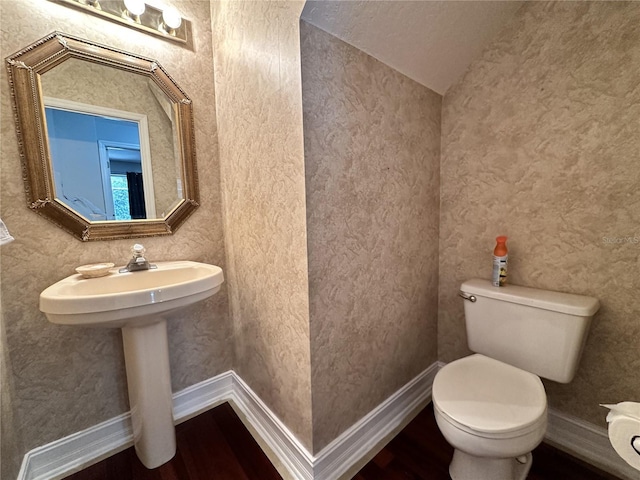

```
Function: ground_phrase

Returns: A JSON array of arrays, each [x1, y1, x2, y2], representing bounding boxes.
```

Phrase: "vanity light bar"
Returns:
[[48, 0, 192, 47]]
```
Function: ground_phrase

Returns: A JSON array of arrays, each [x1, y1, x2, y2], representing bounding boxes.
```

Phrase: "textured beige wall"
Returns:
[[0, 1, 231, 478], [301, 22, 441, 452], [211, 0, 313, 449], [439, 1, 640, 427], [0, 280, 20, 480]]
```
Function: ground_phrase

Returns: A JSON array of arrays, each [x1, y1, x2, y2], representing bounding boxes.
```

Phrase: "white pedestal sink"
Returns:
[[39, 261, 224, 468]]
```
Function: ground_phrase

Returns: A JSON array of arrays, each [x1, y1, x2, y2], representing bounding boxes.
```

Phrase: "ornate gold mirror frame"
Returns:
[[6, 32, 199, 241]]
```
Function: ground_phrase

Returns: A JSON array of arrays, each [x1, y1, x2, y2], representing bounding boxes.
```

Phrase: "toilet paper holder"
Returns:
[[601, 402, 640, 471]]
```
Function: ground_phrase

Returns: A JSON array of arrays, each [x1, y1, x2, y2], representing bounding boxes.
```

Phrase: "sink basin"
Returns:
[[39, 260, 224, 469], [40, 261, 223, 328]]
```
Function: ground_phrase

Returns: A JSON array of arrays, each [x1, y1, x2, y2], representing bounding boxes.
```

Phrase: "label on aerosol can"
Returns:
[[492, 255, 508, 287]]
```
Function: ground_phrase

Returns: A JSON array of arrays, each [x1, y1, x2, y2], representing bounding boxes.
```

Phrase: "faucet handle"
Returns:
[[131, 243, 146, 257]]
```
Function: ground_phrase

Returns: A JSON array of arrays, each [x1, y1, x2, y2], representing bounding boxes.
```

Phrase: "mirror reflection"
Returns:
[[40, 58, 183, 222], [45, 103, 147, 221]]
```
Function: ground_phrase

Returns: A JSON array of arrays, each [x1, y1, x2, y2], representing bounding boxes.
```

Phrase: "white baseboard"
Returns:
[[229, 374, 315, 480], [17, 413, 133, 480], [312, 363, 438, 480], [17, 372, 237, 480], [18, 363, 636, 480], [225, 364, 438, 480], [17, 364, 437, 480], [546, 408, 639, 480], [173, 370, 235, 423]]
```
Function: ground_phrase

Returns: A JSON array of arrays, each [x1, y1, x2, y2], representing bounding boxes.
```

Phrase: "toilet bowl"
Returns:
[[433, 279, 599, 480], [433, 354, 547, 480]]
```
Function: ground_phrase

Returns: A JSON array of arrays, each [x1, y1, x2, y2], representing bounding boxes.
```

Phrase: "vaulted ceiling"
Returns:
[[301, 1, 525, 95]]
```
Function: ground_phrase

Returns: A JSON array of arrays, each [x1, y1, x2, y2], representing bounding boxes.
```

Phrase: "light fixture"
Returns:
[[123, 0, 145, 23], [47, 0, 191, 47], [161, 7, 182, 35]]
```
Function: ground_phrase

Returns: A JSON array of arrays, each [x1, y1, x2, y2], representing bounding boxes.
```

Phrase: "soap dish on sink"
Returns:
[[75, 263, 115, 278]]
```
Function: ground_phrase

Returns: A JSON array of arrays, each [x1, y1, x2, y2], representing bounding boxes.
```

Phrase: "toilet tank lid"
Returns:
[[461, 279, 600, 316]]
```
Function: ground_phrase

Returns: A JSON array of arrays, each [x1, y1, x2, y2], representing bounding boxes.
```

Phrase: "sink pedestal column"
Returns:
[[121, 319, 176, 469]]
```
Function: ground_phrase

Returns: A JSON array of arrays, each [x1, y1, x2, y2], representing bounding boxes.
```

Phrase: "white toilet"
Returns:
[[432, 279, 599, 480]]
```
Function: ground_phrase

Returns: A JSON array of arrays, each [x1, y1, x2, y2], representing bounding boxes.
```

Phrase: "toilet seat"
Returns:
[[433, 354, 547, 439]]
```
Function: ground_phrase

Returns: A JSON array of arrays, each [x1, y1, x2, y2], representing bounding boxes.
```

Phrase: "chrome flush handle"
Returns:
[[458, 291, 476, 303]]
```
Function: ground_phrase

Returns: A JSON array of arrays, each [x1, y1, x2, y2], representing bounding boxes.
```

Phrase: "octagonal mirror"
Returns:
[[6, 32, 199, 241]]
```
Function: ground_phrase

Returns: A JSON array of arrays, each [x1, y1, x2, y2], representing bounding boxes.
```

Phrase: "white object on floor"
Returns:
[[601, 402, 640, 471]]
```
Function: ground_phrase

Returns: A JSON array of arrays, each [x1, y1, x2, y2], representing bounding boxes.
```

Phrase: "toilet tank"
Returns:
[[460, 279, 600, 383]]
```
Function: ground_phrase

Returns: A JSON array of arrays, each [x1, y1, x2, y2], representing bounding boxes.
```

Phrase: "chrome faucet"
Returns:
[[119, 244, 157, 273]]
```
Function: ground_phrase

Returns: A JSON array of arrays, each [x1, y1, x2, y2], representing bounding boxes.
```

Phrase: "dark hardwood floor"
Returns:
[[63, 402, 281, 480], [354, 405, 621, 480], [64, 402, 621, 480]]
